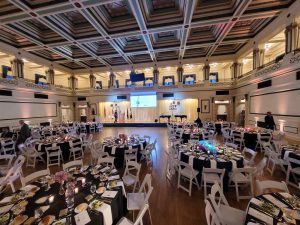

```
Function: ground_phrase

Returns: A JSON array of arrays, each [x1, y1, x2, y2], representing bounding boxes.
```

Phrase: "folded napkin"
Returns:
[[111, 146, 117, 155], [108, 175, 120, 181], [100, 166, 110, 173], [102, 191, 118, 199], [0, 204, 13, 214], [20, 184, 37, 192], [0, 196, 12, 204], [264, 194, 288, 209], [248, 207, 273, 225], [98, 203, 113, 225]]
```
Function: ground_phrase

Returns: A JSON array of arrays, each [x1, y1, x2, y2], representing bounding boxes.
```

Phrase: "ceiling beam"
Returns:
[[206, 0, 253, 57], [127, 0, 156, 62], [70, 1, 133, 65], [179, 0, 197, 60]]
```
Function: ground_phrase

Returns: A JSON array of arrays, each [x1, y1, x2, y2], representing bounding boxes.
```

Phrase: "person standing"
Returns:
[[15, 120, 31, 150], [264, 111, 276, 130]]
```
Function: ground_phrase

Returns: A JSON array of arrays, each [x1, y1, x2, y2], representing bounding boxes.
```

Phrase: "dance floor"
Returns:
[[21, 127, 298, 225]]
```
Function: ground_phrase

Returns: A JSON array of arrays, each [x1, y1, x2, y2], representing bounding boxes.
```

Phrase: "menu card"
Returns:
[[75, 210, 91, 225]]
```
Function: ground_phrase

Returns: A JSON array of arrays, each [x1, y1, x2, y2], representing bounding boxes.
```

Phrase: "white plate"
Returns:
[[53, 218, 66, 225], [74, 203, 88, 214], [38, 215, 55, 225]]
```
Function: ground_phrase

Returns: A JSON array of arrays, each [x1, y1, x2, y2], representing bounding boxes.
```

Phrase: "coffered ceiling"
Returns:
[[0, 0, 295, 70]]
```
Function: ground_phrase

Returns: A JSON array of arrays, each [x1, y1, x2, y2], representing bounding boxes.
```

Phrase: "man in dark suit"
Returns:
[[264, 111, 276, 130], [15, 120, 31, 151]]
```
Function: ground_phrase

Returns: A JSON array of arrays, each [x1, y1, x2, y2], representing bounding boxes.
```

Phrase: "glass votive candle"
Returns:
[[75, 187, 79, 194], [49, 195, 54, 203], [82, 178, 86, 185]]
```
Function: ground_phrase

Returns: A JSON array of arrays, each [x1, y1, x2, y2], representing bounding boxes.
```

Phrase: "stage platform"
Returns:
[[103, 122, 168, 127]]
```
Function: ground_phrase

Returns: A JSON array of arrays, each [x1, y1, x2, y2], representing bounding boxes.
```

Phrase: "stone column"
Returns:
[[285, 22, 299, 54], [253, 48, 264, 69], [177, 62, 183, 83], [109, 70, 116, 88], [45, 67, 55, 85], [230, 62, 238, 80], [68, 74, 77, 90], [202, 63, 210, 81], [153, 64, 159, 85], [10, 58, 24, 79], [89, 72, 96, 89]]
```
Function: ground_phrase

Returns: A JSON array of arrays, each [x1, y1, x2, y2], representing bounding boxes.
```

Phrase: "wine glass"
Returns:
[[90, 185, 96, 196], [34, 208, 43, 220]]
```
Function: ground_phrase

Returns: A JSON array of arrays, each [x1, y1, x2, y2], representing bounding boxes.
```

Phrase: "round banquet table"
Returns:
[[245, 192, 300, 225], [103, 140, 147, 169], [1, 166, 125, 225], [36, 138, 82, 161], [179, 149, 244, 192]]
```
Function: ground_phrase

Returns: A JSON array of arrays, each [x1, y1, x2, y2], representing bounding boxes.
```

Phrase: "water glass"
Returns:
[[90, 185, 96, 196]]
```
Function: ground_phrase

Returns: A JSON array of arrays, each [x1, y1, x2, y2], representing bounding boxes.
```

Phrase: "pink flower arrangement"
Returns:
[[55, 171, 68, 184]]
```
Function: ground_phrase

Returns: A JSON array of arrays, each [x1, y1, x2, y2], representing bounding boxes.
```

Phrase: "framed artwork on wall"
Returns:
[[201, 99, 210, 113]]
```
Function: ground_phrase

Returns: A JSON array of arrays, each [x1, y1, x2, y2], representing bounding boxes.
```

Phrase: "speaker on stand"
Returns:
[[195, 107, 202, 127]]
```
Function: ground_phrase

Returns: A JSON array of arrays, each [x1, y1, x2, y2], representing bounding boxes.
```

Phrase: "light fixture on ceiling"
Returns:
[[264, 43, 271, 51], [211, 63, 218, 67], [166, 66, 171, 70], [242, 59, 248, 64]]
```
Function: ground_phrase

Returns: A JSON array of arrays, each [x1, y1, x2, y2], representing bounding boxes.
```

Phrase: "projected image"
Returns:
[[130, 95, 157, 107]]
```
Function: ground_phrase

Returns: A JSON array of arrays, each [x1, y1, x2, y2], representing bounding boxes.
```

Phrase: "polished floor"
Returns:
[[20, 127, 298, 225]]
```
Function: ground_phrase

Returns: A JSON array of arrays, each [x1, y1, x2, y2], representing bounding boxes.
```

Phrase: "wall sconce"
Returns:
[[278, 119, 286, 132], [254, 117, 259, 127]]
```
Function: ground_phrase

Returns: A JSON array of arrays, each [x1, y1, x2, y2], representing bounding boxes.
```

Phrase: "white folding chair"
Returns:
[[125, 147, 138, 165], [286, 157, 300, 188], [63, 159, 83, 171], [225, 142, 238, 150], [204, 199, 221, 225], [144, 135, 151, 143], [140, 144, 153, 166], [232, 131, 244, 150], [127, 174, 153, 224], [253, 157, 267, 179], [97, 157, 115, 169], [69, 142, 84, 160], [267, 151, 287, 176], [242, 147, 257, 166], [209, 182, 246, 225], [1, 139, 16, 156], [177, 161, 200, 196], [255, 133, 272, 150], [117, 203, 150, 225], [21, 168, 50, 186], [0, 155, 14, 175], [255, 180, 289, 195], [122, 161, 141, 192], [202, 168, 225, 199], [229, 167, 255, 202], [46, 145, 62, 167]]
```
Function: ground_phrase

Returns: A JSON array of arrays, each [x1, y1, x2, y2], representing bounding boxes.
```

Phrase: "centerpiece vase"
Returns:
[[59, 181, 65, 195]]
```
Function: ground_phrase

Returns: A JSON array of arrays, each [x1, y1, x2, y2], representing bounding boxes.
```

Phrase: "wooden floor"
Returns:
[[20, 127, 298, 225]]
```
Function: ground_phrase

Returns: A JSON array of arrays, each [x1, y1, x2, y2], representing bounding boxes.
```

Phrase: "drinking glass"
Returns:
[[90, 185, 96, 196]]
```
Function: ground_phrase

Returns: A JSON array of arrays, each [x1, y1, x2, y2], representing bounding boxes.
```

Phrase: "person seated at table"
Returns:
[[264, 111, 276, 130], [0, 128, 13, 138], [15, 120, 31, 151]]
